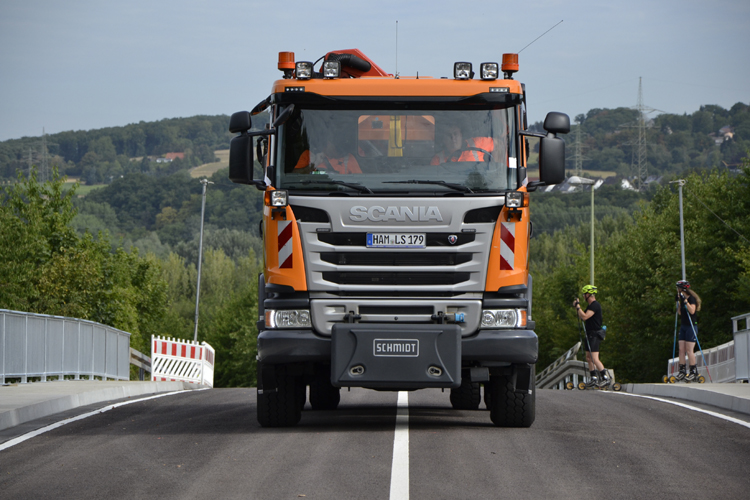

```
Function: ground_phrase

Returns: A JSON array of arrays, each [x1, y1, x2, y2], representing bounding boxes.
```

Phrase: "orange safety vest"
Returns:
[[431, 137, 494, 165], [294, 150, 362, 174]]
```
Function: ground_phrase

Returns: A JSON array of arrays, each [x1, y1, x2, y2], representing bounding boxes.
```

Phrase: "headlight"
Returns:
[[481, 309, 526, 328], [266, 309, 311, 328], [295, 61, 313, 80]]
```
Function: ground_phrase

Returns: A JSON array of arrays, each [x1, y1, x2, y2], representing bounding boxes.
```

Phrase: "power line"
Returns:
[[684, 186, 750, 245]]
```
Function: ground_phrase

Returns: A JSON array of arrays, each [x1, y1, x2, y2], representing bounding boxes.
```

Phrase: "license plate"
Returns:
[[373, 339, 419, 357], [367, 233, 425, 248]]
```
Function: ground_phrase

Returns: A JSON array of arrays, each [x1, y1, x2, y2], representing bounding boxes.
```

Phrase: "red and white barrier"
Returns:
[[151, 335, 215, 387]]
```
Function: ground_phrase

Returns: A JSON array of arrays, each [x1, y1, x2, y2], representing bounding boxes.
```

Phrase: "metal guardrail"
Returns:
[[1, 309, 130, 384], [130, 347, 152, 381], [536, 342, 583, 389], [667, 339, 736, 383]]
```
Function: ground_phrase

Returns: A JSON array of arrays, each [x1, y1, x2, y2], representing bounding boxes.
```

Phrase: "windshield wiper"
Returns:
[[296, 179, 374, 194], [384, 180, 474, 193]]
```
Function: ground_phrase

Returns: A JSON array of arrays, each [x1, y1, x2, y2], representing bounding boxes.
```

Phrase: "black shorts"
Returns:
[[583, 333, 601, 352]]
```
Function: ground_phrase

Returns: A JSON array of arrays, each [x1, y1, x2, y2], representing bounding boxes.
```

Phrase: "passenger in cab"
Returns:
[[294, 133, 362, 174], [431, 124, 494, 165]]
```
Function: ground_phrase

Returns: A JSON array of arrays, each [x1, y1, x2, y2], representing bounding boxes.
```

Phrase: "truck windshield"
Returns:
[[276, 107, 517, 194]]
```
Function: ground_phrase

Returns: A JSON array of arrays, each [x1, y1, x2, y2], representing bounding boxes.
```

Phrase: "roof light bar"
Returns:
[[453, 62, 473, 80]]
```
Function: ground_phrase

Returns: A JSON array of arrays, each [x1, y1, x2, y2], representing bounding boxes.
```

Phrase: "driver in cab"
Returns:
[[431, 124, 494, 165]]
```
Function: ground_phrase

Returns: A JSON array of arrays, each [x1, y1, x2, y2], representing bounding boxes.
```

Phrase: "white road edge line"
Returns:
[[0, 387, 210, 452], [605, 391, 750, 429], [389, 391, 409, 500]]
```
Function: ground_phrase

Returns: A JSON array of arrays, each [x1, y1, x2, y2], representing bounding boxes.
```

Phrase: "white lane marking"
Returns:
[[0, 388, 210, 452], [389, 391, 409, 500], [606, 391, 750, 429]]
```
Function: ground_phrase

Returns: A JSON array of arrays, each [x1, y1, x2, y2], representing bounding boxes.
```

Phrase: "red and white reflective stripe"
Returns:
[[500, 222, 515, 270], [153, 338, 203, 360], [278, 220, 293, 269]]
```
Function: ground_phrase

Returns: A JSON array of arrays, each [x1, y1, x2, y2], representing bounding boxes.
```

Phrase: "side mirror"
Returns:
[[536, 111, 569, 186], [229, 111, 252, 134], [272, 104, 295, 128], [229, 133, 254, 185], [543, 112, 570, 134]]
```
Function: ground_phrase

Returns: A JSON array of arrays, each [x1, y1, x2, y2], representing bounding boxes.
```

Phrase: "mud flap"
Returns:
[[331, 323, 461, 389]]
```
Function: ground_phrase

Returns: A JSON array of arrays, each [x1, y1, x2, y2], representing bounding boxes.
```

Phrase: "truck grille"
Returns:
[[322, 271, 471, 286]]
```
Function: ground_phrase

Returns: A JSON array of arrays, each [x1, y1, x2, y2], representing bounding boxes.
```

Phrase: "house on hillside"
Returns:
[[155, 152, 186, 163]]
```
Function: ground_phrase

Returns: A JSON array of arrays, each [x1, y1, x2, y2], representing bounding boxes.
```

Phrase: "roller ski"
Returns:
[[576, 371, 621, 391], [667, 365, 705, 384]]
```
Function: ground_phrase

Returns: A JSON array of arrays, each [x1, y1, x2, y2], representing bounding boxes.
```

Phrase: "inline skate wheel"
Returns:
[[698, 375, 706, 383], [662, 375, 668, 384], [612, 383, 622, 391], [577, 381, 586, 390], [565, 381, 574, 390], [668, 376, 677, 384]]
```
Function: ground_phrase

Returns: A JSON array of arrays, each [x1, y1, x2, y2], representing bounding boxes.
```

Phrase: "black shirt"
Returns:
[[680, 294, 697, 326], [585, 300, 602, 333]]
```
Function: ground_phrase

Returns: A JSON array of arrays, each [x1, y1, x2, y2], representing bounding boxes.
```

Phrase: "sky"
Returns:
[[1, 0, 748, 141]]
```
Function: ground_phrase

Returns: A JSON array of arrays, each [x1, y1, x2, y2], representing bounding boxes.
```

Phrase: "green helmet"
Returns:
[[581, 284, 598, 295]]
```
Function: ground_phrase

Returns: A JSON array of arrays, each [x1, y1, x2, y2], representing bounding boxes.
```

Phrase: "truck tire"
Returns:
[[450, 378, 481, 410], [257, 365, 302, 427], [488, 373, 535, 427], [309, 376, 341, 411]]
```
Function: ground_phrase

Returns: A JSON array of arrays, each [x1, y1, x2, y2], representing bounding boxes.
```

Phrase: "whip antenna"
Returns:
[[518, 20, 563, 53]]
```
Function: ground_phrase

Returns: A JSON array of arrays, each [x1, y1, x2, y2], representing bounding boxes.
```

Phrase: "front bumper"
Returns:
[[256, 327, 537, 366]]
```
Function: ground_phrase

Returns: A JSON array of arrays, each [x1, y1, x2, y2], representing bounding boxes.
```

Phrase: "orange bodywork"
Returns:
[[264, 203, 307, 291], [272, 77, 523, 98], [485, 205, 530, 291]]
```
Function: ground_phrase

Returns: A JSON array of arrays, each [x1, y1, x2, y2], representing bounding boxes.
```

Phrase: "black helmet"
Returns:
[[676, 280, 690, 290]]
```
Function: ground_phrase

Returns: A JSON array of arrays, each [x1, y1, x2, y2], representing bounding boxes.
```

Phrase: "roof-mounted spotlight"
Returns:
[[453, 62, 473, 80], [322, 60, 341, 79], [295, 61, 313, 80], [480, 62, 499, 81], [501, 53, 519, 79]]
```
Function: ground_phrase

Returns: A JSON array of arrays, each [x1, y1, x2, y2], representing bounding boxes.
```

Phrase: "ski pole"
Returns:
[[686, 306, 713, 383], [671, 302, 678, 377]]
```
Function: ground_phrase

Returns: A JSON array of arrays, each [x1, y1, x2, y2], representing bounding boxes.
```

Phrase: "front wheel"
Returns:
[[612, 382, 622, 391], [257, 364, 303, 427], [450, 378, 481, 410], [662, 375, 669, 384], [565, 381, 575, 390], [697, 375, 706, 384], [577, 381, 586, 390], [668, 376, 677, 384], [488, 371, 535, 427], [310, 373, 341, 411]]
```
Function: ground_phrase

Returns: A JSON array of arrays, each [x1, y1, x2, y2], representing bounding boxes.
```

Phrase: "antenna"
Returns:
[[518, 20, 563, 53], [395, 20, 399, 78]]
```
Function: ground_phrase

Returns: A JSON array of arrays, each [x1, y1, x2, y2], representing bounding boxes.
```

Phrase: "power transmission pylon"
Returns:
[[629, 77, 661, 191], [568, 116, 589, 185]]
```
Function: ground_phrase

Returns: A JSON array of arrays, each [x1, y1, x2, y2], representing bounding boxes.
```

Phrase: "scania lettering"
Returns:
[[228, 49, 569, 427]]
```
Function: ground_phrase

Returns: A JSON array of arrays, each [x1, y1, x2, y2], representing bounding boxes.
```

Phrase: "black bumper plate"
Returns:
[[331, 323, 461, 389]]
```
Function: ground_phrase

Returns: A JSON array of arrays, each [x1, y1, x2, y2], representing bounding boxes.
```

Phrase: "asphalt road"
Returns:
[[1, 388, 749, 499]]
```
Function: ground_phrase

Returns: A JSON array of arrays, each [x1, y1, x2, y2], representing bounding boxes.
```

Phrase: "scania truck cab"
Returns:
[[228, 49, 569, 427]]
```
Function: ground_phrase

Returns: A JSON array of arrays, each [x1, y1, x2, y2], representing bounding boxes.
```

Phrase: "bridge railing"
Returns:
[[1, 309, 130, 384], [536, 342, 583, 389]]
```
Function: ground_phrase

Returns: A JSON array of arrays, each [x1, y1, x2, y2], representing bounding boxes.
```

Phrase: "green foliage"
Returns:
[[532, 165, 750, 383], [0, 168, 169, 355]]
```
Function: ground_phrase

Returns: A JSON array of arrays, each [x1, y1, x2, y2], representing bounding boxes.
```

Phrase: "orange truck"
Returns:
[[228, 49, 569, 427]]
